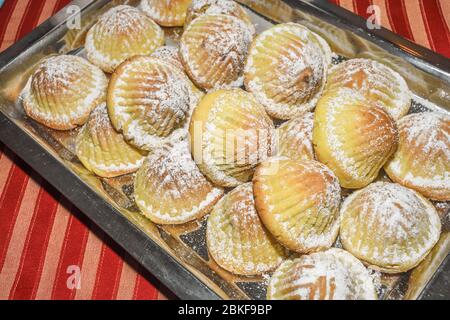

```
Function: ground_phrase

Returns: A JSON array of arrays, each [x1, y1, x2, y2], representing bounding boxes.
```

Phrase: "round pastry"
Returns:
[[134, 140, 224, 225], [313, 87, 398, 189], [108, 56, 195, 151], [141, 0, 192, 27], [244, 23, 331, 120], [277, 112, 315, 162], [185, 0, 253, 29], [75, 103, 145, 178], [22, 55, 108, 130], [385, 112, 450, 201], [180, 13, 255, 91], [253, 158, 341, 253], [340, 182, 442, 273], [150, 45, 184, 71], [85, 5, 164, 73], [267, 249, 377, 300], [189, 89, 276, 187], [326, 59, 411, 120], [206, 183, 286, 275]]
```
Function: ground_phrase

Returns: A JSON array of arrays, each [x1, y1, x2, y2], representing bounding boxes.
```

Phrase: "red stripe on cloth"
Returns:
[[133, 273, 159, 300], [15, 0, 46, 41], [53, 0, 72, 13], [419, 0, 450, 58], [0, 162, 29, 272], [50, 210, 90, 300], [8, 184, 59, 299], [386, 0, 414, 41], [91, 239, 124, 300], [353, 0, 373, 20], [0, 0, 19, 46]]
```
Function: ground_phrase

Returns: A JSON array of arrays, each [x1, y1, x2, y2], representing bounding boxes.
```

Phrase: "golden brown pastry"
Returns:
[[385, 112, 449, 201], [134, 140, 224, 224], [85, 5, 164, 73], [150, 45, 184, 71], [340, 182, 441, 273], [206, 183, 287, 275], [313, 87, 398, 189], [277, 112, 315, 162], [141, 0, 192, 27], [253, 158, 341, 253], [75, 103, 145, 178], [189, 89, 276, 187], [267, 249, 377, 300], [22, 55, 108, 130], [180, 13, 255, 91], [108, 56, 197, 151], [244, 23, 331, 120], [326, 59, 411, 120]]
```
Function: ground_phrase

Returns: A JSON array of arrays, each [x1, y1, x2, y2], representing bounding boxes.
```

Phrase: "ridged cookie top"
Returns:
[[206, 183, 286, 275], [253, 158, 341, 253], [108, 56, 194, 151], [141, 0, 192, 27], [385, 112, 450, 201], [267, 249, 377, 300], [189, 89, 276, 187], [134, 140, 224, 224], [327, 59, 411, 120], [313, 87, 398, 189], [244, 23, 330, 120], [180, 14, 254, 91], [23, 55, 108, 130], [85, 5, 164, 73], [340, 182, 441, 273], [75, 103, 145, 178]]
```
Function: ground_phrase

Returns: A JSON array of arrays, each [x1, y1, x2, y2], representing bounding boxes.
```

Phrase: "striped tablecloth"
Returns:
[[0, 0, 449, 300]]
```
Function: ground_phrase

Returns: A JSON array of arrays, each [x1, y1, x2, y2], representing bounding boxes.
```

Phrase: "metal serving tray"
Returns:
[[0, 0, 449, 300]]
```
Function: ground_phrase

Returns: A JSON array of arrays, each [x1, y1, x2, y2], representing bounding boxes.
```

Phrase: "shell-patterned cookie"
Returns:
[[313, 87, 398, 189], [189, 89, 276, 187], [385, 112, 450, 201], [267, 249, 377, 300], [277, 112, 315, 162], [253, 158, 341, 253], [85, 5, 164, 73], [206, 183, 287, 275], [108, 56, 195, 151], [340, 182, 441, 273], [141, 0, 192, 27], [75, 104, 145, 178], [134, 140, 224, 225], [244, 23, 331, 120], [185, 0, 253, 28], [22, 55, 108, 131], [180, 14, 255, 91], [326, 59, 411, 120]]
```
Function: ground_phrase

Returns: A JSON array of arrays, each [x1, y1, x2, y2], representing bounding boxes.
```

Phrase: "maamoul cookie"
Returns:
[[22, 55, 107, 130], [180, 14, 255, 91], [141, 0, 192, 27], [326, 59, 411, 120], [189, 89, 276, 187], [108, 56, 195, 151], [267, 249, 377, 300], [277, 112, 315, 162], [75, 103, 145, 178], [340, 182, 441, 273], [185, 0, 253, 29], [244, 23, 331, 120], [151, 45, 184, 71], [206, 183, 286, 275], [85, 5, 164, 73], [385, 112, 450, 201], [253, 158, 341, 253], [313, 87, 398, 189], [134, 140, 224, 224]]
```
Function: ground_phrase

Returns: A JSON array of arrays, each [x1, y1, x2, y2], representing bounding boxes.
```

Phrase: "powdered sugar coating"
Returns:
[[267, 248, 377, 300], [141, 0, 192, 27], [340, 182, 441, 273], [385, 112, 450, 200]]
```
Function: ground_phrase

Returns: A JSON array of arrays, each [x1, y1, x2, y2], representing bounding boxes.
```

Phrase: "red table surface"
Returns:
[[0, 0, 449, 300]]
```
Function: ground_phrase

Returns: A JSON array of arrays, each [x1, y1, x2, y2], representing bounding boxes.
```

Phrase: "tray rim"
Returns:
[[0, 0, 448, 300]]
